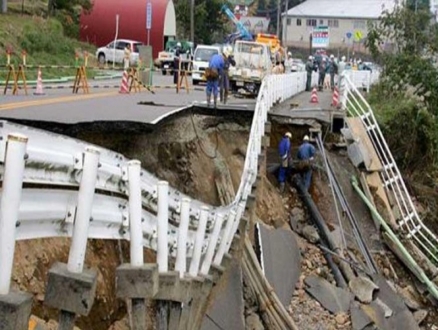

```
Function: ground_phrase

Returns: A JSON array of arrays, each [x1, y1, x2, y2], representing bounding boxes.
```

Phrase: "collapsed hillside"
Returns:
[[8, 108, 438, 329]]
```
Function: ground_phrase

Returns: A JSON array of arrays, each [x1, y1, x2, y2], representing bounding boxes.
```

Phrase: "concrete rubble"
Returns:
[[348, 276, 379, 304], [304, 275, 353, 314]]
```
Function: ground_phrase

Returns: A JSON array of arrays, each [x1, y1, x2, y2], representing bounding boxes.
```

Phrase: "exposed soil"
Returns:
[[9, 109, 438, 329]]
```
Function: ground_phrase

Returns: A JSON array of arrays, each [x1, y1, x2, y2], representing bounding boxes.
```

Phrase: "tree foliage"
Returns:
[[174, 0, 231, 44], [366, 5, 438, 172], [47, 0, 93, 37]]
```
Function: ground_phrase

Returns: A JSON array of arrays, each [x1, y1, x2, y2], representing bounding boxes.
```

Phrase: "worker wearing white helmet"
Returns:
[[285, 51, 294, 73], [219, 46, 236, 105], [338, 55, 347, 88], [297, 134, 316, 191], [305, 56, 315, 91], [173, 42, 183, 84], [278, 131, 293, 193]]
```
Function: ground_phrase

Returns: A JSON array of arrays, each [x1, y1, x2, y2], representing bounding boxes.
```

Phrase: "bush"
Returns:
[[368, 83, 438, 173]]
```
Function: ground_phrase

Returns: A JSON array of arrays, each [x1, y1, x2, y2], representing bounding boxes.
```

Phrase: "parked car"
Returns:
[[96, 39, 144, 65], [291, 58, 305, 72], [192, 44, 222, 85]]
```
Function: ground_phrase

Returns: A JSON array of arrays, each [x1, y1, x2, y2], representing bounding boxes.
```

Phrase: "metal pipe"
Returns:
[[175, 197, 191, 278], [200, 213, 224, 276], [0, 133, 28, 295], [189, 206, 209, 277], [292, 175, 353, 285], [157, 181, 169, 273], [128, 160, 144, 267], [225, 202, 246, 253], [351, 176, 438, 300], [67, 146, 100, 274]]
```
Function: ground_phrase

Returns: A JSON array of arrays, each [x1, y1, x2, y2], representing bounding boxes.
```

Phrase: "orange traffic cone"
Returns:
[[310, 87, 318, 103], [331, 87, 339, 107], [34, 68, 45, 96], [119, 70, 129, 94]]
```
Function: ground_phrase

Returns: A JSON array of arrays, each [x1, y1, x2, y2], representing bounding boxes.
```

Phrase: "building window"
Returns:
[[306, 19, 317, 27], [328, 19, 339, 28], [353, 20, 366, 29], [287, 18, 291, 26], [319, 19, 324, 25], [296, 18, 302, 26]]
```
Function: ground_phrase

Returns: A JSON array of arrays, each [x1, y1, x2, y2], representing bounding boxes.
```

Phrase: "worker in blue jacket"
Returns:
[[278, 132, 292, 193], [297, 135, 316, 191], [206, 53, 224, 107]]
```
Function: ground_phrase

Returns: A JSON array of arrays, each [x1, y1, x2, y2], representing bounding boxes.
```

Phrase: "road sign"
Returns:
[[312, 26, 329, 48], [146, 2, 152, 30], [354, 30, 363, 41], [346, 32, 352, 39]]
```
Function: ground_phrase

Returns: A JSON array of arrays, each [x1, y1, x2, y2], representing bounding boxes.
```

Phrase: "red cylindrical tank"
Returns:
[[80, 0, 176, 58]]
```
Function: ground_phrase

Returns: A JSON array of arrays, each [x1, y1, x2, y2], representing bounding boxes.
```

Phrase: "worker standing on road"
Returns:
[[220, 46, 236, 105], [328, 55, 337, 91], [205, 53, 224, 108], [285, 52, 293, 73], [173, 42, 182, 85], [297, 135, 316, 191], [318, 58, 327, 91], [278, 132, 292, 193], [338, 56, 347, 88], [124, 44, 131, 70], [305, 56, 314, 91]]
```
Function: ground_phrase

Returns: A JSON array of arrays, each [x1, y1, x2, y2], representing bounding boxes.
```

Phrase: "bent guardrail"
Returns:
[[0, 72, 307, 328]]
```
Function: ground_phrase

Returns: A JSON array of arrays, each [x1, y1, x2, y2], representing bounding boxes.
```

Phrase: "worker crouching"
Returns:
[[205, 52, 224, 108], [296, 135, 316, 191]]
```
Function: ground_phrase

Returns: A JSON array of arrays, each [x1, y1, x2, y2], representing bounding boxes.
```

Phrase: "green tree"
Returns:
[[366, 5, 438, 171], [175, 0, 232, 44]]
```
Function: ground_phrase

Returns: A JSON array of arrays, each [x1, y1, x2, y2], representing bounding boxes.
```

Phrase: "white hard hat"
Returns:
[[303, 135, 309, 141], [288, 52, 292, 56], [308, 55, 313, 60], [330, 54, 334, 58], [177, 42, 181, 47], [341, 56, 346, 61], [285, 132, 292, 138]]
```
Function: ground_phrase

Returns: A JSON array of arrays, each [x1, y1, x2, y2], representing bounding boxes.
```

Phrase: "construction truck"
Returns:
[[228, 40, 272, 96], [221, 4, 253, 44], [156, 40, 193, 75], [255, 33, 286, 63]]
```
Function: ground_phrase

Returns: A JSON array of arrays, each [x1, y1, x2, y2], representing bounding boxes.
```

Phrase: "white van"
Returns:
[[192, 45, 222, 85]]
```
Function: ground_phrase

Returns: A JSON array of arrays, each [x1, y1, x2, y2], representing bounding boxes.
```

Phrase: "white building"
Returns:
[[282, 0, 400, 49]]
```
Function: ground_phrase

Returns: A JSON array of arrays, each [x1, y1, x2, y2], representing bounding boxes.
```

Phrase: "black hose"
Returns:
[[292, 175, 347, 288]]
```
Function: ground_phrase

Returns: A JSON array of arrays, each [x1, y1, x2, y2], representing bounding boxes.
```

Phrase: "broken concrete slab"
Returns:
[[351, 302, 372, 330], [372, 275, 408, 315], [413, 310, 428, 325], [201, 258, 245, 330], [387, 310, 420, 330], [259, 224, 301, 307], [399, 284, 421, 311], [349, 276, 379, 304], [304, 275, 353, 314], [374, 298, 393, 318]]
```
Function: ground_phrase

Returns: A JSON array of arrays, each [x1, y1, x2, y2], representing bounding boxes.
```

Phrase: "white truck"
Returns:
[[228, 41, 272, 96]]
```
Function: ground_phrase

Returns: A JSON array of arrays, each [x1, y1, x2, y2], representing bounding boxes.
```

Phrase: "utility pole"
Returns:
[[284, 0, 289, 47], [190, 0, 195, 43], [2, 0, 7, 13], [276, 0, 281, 38]]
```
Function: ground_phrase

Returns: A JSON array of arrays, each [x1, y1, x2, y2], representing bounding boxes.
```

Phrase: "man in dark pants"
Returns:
[[173, 42, 182, 85], [219, 47, 236, 104], [297, 135, 316, 191], [278, 132, 292, 193], [305, 56, 314, 91], [318, 58, 327, 91]]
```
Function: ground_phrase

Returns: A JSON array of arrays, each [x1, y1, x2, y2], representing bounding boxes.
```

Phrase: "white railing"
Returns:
[[0, 72, 307, 294], [342, 73, 438, 267]]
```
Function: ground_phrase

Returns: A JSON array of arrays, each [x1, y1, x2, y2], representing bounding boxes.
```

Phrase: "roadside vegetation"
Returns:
[[0, 0, 96, 80], [365, 3, 438, 224]]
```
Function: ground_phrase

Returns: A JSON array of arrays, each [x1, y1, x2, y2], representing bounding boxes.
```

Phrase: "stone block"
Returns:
[[154, 271, 182, 302], [0, 290, 33, 330], [115, 263, 159, 299], [44, 262, 97, 316]]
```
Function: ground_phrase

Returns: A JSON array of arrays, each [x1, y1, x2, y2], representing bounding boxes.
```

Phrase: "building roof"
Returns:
[[285, 0, 398, 19]]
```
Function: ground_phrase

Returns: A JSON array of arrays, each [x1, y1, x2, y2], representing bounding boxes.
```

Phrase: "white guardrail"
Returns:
[[0, 72, 307, 293], [310, 69, 379, 93]]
